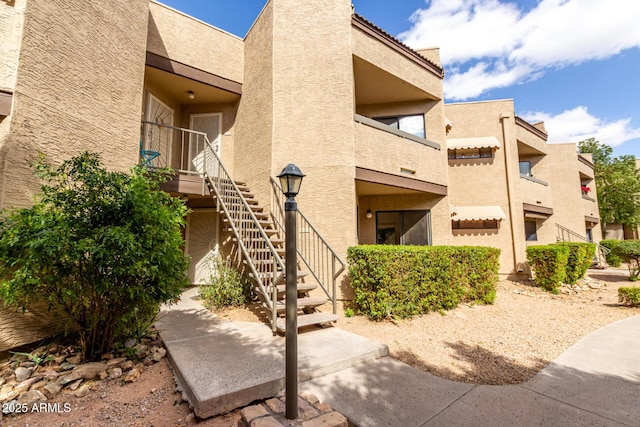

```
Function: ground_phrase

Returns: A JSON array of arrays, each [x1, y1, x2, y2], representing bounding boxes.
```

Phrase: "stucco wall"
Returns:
[[445, 100, 526, 274], [268, 0, 357, 258], [0, 0, 149, 209], [351, 27, 443, 100], [547, 143, 602, 243], [233, 0, 274, 206], [147, 1, 244, 84]]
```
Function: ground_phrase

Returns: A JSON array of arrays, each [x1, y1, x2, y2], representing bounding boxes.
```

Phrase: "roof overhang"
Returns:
[[585, 215, 600, 224], [355, 167, 447, 196], [451, 205, 506, 221], [447, 136, 501, 150], [523, 203, 553, 219]]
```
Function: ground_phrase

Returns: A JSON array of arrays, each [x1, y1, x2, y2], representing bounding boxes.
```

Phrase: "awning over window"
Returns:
[[447, 136, 501, 150], [451, 205, 507, 221]]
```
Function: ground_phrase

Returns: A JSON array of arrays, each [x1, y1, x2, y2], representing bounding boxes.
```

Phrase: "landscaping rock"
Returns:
[[106, 357, 127, 367], [66, 355, 82, 365], [150, 347, 166, 362], [17, 389, 47, 407], [43, 381, 63, 396], [14, 367, 32, 382], [124, 338, 137, 348], [107, 367, 123, 379], [124, 368, 140, 383], [74, 384, 90, 398]]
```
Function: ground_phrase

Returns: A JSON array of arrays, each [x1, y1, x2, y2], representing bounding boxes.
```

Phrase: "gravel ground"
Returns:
[[217, 268, 640, 385]]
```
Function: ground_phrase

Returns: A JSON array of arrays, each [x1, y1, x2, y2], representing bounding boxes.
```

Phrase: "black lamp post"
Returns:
[[277, 163, 305, 420]]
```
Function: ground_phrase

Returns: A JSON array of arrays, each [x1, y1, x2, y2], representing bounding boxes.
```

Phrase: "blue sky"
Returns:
[[158, 0, 640, 159]]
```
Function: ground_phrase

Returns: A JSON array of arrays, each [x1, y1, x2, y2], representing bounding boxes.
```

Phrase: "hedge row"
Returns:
[[526, 242, 595, 293], [347, 245, 500, 320]]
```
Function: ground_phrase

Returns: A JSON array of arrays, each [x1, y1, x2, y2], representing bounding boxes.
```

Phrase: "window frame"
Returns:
[[448, 147, 493, 160], [373, 114, 426, 139], [451, 219, 499, 230], [376, 210, 432, 246], [524, 220, 538, 241]]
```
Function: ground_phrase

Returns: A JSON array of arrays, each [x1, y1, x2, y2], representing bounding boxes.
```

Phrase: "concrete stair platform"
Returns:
[[155, 288, 388, 419]]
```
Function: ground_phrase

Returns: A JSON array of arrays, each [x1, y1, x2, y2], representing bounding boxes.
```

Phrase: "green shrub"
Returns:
[[612, 240, 640, 281], [199, 256, 251, 308], [0, 152, 190, 360], [347, 245, 500, 320], [600, 239, 623, 267], [618, 287, 640, 306], [556, 242, 596, 285], [526, 245, 570, 293]]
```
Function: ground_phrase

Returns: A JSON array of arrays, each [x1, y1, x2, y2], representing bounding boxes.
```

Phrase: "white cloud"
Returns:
[[399, 0, 640, 100], [521, 106, 640, 147]]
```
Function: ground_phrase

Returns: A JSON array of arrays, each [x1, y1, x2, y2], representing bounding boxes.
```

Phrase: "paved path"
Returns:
[[158, 287, 640, 426], [301, 315, 640, 426]]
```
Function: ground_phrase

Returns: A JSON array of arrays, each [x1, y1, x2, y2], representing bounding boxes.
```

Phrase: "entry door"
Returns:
[[144, 93, 174, 167], [189, 113, 222, 174], [186, 210, 219, 285]]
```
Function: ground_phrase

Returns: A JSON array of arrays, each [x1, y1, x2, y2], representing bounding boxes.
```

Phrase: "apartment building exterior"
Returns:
[[445, 100, 602, 274], [1, 0, 601, 300]]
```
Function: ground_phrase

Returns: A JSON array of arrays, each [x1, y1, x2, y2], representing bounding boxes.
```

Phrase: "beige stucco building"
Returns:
[[445, 100, 602, 274], [1, 0, 602, 319]]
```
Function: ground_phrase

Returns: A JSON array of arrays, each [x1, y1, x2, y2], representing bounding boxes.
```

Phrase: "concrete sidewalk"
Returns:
[[158, 287, 639, 426], [155, 288, 389, 418], [301, 315, 640, 426]]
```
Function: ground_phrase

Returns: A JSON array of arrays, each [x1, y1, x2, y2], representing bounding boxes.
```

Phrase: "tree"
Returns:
[[0, 152, 190, 360], [579, 138, 640, 235]]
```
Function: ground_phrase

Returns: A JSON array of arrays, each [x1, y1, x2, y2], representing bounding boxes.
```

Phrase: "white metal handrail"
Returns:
[[140, 121, 285, 330], [556, 223, 610, 268], [270, 178, 345, 313]]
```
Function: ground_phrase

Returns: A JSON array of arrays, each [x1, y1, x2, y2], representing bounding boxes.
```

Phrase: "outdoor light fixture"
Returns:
[[278, 163, 305, 199], [187, 91, 195, 99], [277, 163, 305, 420], [366, 210, 373, 219]]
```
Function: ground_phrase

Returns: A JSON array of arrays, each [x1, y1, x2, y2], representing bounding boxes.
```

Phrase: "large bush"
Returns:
[[556, 242, 596, 285], [600, 239, 622, 267], [0, 152, 190, 360], [526, 245, 570, 293], [612, 240, 640, 281], [347, 245, 500, 320]]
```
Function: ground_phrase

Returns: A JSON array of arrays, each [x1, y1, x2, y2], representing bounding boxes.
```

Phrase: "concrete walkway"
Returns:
[[158, 287, 640, 426]]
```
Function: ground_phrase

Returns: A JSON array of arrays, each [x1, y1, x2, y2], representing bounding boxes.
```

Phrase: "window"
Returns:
[[373, 114, 425, 138], [448, 148, 493, 159], [376, 210, 431, 245], [519, 161, 532, 176], [525, 220, 538, 241], [452, 219, 499, 229]]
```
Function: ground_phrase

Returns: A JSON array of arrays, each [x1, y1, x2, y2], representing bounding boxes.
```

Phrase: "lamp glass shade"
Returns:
[[277, 163, 305, 197]]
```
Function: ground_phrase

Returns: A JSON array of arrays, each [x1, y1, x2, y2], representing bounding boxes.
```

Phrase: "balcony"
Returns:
[[520, 174, 553, 209], [354, 114, 447, 190], [140, 121, 220, 195]]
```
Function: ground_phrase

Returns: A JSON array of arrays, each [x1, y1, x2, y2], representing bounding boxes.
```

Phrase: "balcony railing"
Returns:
[[140, 121, 218, 175]]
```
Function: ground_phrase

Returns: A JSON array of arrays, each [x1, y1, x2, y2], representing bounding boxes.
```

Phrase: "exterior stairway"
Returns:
[[141, 121, 342, 333], [205, 174, 339, 333], [556, 223, 610, 269]]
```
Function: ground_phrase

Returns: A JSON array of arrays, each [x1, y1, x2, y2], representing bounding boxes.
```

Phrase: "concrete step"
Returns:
[[157, 289, 388, 419], [275, 282, 317, 295], [275, 297, 327, 313], [275, 312, 338, 332]]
